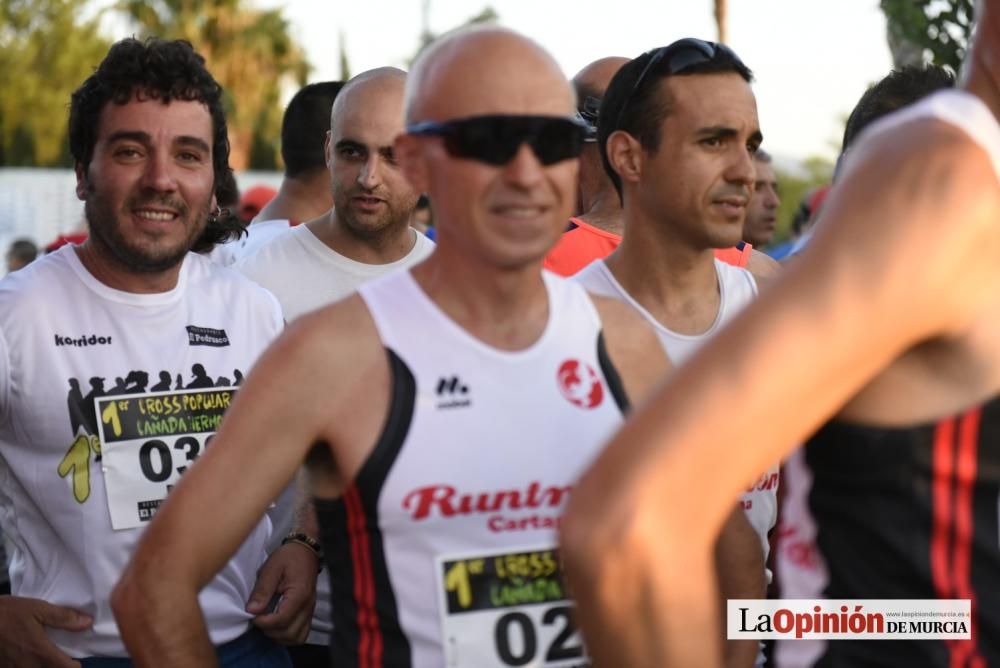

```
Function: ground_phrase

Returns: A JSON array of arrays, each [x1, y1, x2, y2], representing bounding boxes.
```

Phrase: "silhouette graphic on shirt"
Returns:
[[151, 371, 172, 392], [67, 378, 87, 437], [186, 364, 215, 389], [124, 370, 148, 393], [81, 377, 106, 436]]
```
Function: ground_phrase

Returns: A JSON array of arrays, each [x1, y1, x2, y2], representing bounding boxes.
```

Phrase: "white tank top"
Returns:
[[316, 269, 628, 668], [572, 257, 758, 364], [0, 247, 283, 657], [858, 89, 1000, 180], [572, 257, 777, 583]]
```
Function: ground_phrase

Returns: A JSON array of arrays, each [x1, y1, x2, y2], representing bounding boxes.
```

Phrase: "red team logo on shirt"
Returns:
[[556, 359, 604, 409]]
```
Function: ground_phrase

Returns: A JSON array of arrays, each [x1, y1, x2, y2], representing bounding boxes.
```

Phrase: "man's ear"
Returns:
[[75, 162, 89, 201], [605, 130, 643, 188], [394, 133, 430, 193], [324, 130, 333, 168]]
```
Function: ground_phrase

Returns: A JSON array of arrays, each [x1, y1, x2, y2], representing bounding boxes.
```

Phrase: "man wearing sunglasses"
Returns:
[[112, 26, 684, 667]]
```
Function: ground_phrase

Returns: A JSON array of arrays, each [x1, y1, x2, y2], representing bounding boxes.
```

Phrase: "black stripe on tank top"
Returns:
[[596, 331, 630, 414], [315, 347, 416, 668]]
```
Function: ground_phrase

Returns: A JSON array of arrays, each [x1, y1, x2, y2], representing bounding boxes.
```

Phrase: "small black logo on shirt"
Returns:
[[55, 334, 112, 347], [186, 326, 230, 347], [436, 376, 471, 409]]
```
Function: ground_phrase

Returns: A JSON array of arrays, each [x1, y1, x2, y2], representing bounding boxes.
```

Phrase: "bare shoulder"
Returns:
[[242, 293, 387, 420], [745, 249, 780, 286], [269, 293, 392, 490], [589, 294, 671, 403], [808, 117, 1000, 332]]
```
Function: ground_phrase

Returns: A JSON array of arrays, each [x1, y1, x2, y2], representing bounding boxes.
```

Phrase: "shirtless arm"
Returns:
[[570, 299, 764, 668], [746, 248, 781, 286], [561, 120, 1000, 667], [111, 296, 385, 666]]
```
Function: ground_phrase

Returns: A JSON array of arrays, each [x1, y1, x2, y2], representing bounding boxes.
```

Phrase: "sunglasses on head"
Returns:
[[406, 114, 586, 166], [615, 38, 745, 130], [575, 96, 601, 143]]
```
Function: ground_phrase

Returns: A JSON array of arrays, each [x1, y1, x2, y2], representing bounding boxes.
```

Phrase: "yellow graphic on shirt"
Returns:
[[438, 547, 588, 667], [57, 433, 101, 503], [56, 366, 243, 505]]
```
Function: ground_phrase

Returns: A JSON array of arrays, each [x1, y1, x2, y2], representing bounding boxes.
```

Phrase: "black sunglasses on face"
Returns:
[[406, 114, 586, 166], [614, 38, 745, 130]]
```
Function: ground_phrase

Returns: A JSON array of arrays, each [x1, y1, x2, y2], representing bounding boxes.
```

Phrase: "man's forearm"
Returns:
[[112, 569, 218, 667], [716, 505, 766, 668]]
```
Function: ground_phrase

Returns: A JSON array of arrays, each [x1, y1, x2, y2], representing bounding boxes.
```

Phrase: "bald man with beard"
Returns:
[[111, 27, 706, 667], [562, 1, 1000, 666]]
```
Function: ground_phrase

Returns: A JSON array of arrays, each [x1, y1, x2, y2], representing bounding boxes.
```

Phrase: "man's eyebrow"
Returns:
[[105, 131, 211, 155], [695, 126, 739, 139], [694, 127, 764, 145], [176, 136, 211, 153], [334, 139, 365, 151], [106, 130, 151, 145]]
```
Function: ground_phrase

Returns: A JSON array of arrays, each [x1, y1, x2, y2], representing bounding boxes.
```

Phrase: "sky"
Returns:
[[253, 0, 896, 163]]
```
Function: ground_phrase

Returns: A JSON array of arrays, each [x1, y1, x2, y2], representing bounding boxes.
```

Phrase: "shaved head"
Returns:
[[405, 27, 575, 124], [332, 67, 407, 130], [572, 56, 629, 106]]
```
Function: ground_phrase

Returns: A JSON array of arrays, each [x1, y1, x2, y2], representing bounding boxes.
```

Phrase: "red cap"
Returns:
[[44, 232, 89, 253], [239, 185, 277, 221], [808, 185, 831, 215]]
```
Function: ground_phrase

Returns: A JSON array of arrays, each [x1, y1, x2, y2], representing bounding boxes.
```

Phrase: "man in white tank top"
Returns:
[[0, 39, 302, 667], [570, 39, 777, 665], [563, 0, 1000, 665], [113, 26, 763, 668]]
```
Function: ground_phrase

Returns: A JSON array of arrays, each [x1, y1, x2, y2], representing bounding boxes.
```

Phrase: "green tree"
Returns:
[[881, 0, 974, 71], [115, 0, 311, 169], [0, 0, 110, 166]]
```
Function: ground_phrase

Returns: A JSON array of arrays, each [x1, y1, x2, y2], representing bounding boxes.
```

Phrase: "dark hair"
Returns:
[[7, 238, 38, 264], [842, 65, 954, 151], [192, 167, 245, 254], [598, 41, 754, 201], [281, 81, 344, 178]]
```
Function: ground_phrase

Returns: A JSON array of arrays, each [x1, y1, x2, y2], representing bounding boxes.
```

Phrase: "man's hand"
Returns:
[[0, 596, 92, 668], [247, 543, 320, 644]]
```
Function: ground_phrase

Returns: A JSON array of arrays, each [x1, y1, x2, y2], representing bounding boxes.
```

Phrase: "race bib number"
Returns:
[[437, 547, 589, 668], [97, 388, 234, 530]]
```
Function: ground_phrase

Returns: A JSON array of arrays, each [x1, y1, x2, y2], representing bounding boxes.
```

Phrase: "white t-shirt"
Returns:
[[573, 258, 779, 577], [236, 223, 434, 646], [207, 218, 294, 267], [237, 223, 435, 321], [0, 246, 283, 658]]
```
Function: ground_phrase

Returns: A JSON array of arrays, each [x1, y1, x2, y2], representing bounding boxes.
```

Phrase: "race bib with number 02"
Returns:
[[96, 388, 234, 530], [437, 546, 589, 668]]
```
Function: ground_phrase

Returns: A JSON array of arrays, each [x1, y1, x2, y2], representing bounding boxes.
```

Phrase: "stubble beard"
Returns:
[[334, 193, 411, 245], [84, 185, 209, 274]]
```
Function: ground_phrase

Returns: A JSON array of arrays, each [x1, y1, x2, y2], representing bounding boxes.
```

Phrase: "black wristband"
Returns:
[[281, 532, 324, 572]]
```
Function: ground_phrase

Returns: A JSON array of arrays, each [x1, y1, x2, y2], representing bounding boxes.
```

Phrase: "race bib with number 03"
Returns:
[[437, 547, 589, 668], [97, 388, 235, 530]]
